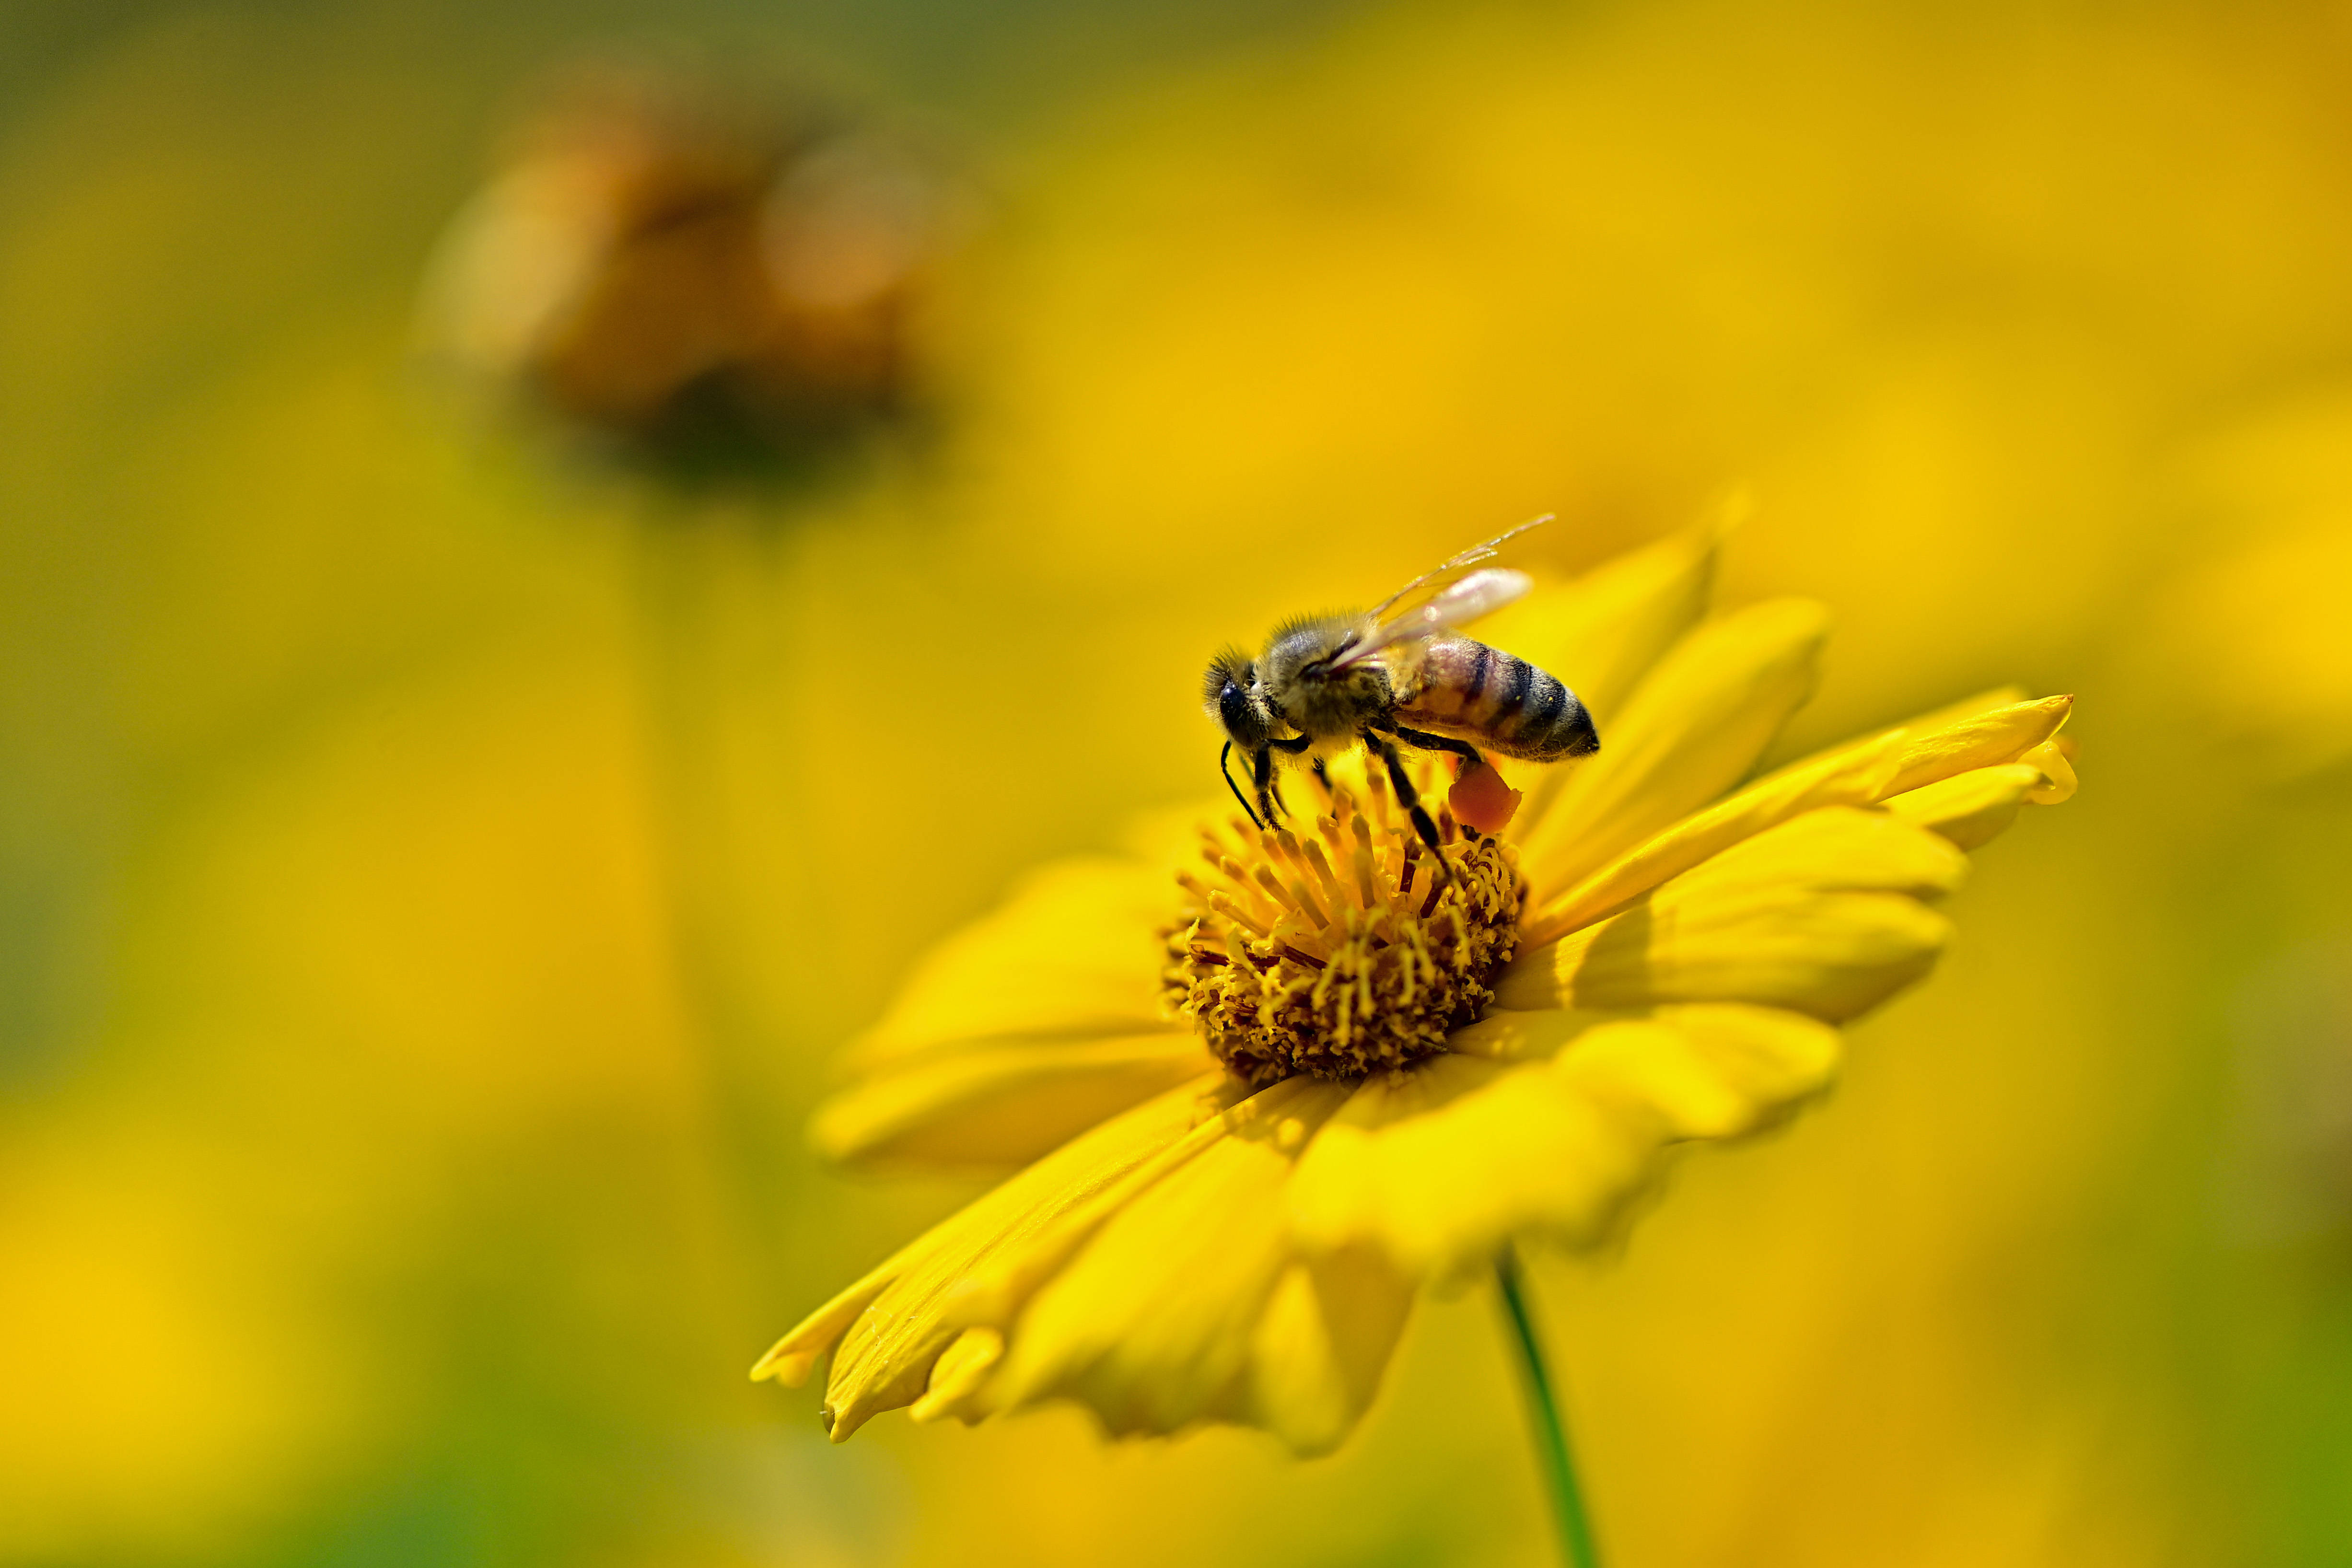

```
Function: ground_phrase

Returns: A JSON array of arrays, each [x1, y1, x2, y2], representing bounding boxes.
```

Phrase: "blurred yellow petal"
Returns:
[[811, 1033, 1213, 1171], [1288, 1053, 1531, 1276], [1497, 806, 1963, 1022], [983, 1075, 1353, 1441], [1244, 1246, 1418, 1456], [751, 1074, 1225, 1435], [1525, 729, 1907, 945], [1288, 1006, 1841, 1278], [1514, 598, 1830, 892]]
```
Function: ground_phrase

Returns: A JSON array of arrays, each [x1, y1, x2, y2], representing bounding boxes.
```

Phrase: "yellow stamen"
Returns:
[[1301, 839, 1347, 909], [1207, 891, 1272, 940]]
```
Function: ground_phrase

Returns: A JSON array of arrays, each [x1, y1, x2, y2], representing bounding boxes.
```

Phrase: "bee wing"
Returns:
[[1363, 514, 1553, 624], [1330, 568, 1533, 668]]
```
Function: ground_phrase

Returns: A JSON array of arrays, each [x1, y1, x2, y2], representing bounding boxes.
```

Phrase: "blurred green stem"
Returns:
[[1497, 1245, 1604, 1568]]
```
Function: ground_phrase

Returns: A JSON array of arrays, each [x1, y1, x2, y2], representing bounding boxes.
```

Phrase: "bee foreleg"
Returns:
[[1364, 728, 1456, 883], [1221, 740, 1263, 829], [1393, 725, 1485, 774], [1252, 743, 1281, 826], [1264, 734, 1314, 823]]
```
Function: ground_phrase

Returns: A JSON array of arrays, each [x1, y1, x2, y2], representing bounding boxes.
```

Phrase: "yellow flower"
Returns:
[[755, 527, 2076, 1455]]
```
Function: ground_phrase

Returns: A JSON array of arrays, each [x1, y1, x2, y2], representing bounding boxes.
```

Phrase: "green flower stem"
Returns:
[[1496, 1245, 1604, 1568]]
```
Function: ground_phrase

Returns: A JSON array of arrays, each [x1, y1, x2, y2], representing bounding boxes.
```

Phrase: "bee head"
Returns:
[[1203, 648, 1274, 747]]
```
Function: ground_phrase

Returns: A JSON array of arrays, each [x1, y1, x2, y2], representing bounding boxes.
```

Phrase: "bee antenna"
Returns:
[[1219, 741, 1263, 829]]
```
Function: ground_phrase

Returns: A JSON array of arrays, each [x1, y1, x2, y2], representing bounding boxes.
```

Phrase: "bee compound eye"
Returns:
[[1218, 682, 1258, 740]]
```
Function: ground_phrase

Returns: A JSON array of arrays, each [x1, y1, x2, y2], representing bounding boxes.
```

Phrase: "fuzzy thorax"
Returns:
[[1163, 766, 1523, 1085]]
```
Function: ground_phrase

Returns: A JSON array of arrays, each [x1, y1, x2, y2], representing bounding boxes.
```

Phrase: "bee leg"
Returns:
[[1264, 734, 1314, 824], [1364, 728, 1456, 883], [1393, 726, 1494, 837], [1393, 725, 1485, 773], [1310, 756, 1332, 801], [1220, 741, 1263, 829], [1252, 743, 1281, 826]]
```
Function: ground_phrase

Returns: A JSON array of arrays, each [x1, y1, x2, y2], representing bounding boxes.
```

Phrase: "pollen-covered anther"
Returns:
[[1161, 775, 1523, 1086]]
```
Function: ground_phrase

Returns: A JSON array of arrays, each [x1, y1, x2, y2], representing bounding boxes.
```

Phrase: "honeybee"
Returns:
[[1203, 519, 1598, 856]]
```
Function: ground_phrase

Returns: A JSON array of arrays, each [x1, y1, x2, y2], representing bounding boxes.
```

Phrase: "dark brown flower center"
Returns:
[[1161, 765, 1523, 1087]]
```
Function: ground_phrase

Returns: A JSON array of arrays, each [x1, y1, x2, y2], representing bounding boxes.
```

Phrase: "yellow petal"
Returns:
[[1497, 806, 1962, 1022], [1877, 695, 2074, 799], [1287, 1054, 1537, 1278], [1244, 1246, 1418, 1456], [1505, 522, 1724, 838], [1514, 599, 1831, 894], [845, 858, 1176, 1068], [1444, 1006, 1638, 1062], [981, 1076, 1355, 1442], [811, 1033, 1214, 1171], [1287, 1005, 1840, 1279], [2018, 738, 2079, 804], [1524, 729, 1907, 946], [1882, 762, 2043, 849], [1765, 685, 2027, 786], [750, 1074, 1224, 1437], [818, 857, 1196, 1170], [1502, 520, 1724, 723], [1884, 685, 2030, 736], [908, 1326, 1003, 1426], [933, 1074, 1317, 1335], [1854, 702, 2079, 848]]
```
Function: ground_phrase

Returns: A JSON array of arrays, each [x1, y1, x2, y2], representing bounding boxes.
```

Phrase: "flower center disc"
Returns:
[[1163, 763, 1523, 1086]]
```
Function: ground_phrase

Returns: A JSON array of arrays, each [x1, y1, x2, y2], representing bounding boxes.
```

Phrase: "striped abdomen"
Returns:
[[1394, 636, 1599, 763]]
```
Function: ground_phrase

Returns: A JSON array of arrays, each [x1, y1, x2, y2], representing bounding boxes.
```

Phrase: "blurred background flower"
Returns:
[[4, 0, 2352, 1565], [420, 60, 952, 481]]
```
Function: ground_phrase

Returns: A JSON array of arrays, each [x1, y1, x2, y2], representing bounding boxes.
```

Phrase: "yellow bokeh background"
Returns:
[[6, 1, 2351, 1563]]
